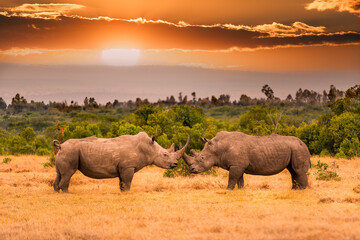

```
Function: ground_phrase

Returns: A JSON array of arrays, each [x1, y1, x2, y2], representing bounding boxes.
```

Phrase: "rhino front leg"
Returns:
[[287, 165, 308, 190], [227, 166, 244, 190], [119, 168, 135, 191]]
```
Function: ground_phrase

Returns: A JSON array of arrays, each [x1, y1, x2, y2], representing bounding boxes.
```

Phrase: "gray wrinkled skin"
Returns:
[[53, 132, 189, 192], [183, 131, 310, 190]]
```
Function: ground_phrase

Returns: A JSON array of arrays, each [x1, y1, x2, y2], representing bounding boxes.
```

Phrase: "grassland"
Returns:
[[1, 156, 360, 240]]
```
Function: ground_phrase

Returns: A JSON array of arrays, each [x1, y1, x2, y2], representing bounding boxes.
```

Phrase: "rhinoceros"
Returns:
[[183, 131, 310, 190], [52, 132, 189, 192]]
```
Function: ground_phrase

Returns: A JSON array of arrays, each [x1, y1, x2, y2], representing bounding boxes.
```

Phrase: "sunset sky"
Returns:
[[0, 0, 359, 103]]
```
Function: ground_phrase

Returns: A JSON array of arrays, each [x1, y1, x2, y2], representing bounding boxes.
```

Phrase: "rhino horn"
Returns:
[[183, 152, 193, 165], [167, 143, 175, 153], [176, 137, 189, 159], [190, 149, 198, 157]]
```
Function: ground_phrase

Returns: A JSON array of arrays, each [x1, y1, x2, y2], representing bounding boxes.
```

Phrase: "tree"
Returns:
[[134, 105, 160, 126], [11, 93, 27, 112], [83, 97, 89, 107], [0, 97, 6, 110], [20, 127, 36, 142], [178, 92, 183, 103], [135, 97, 143, 107], [238, 106, 273, 136], [113, 99, 120, 108], [211, 96, 219, 106], [345, 85, 360, 99], [328, 85, 337, 102], [295, 88, 303, 103], [88, 97, 98, 108], [267, 110, 282, 134], [169, 105, 205, 128], [218, 94, 230, 105], [105, 102, 112, 109], [261, 84, 274, 100], [285, 94, 293, 102], [191, 92, 196, 104]]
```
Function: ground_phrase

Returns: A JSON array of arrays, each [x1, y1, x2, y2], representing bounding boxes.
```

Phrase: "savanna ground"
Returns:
[[0, 156, 360, 240]]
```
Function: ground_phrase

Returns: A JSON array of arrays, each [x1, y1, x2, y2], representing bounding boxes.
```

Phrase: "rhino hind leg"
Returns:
[[287, 165, 308, 190], [53, 172, 61, 192], [58, 169, 77, 193], [227, 166, 245, 190]]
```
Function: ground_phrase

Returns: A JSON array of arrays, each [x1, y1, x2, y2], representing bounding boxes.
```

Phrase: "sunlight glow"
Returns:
[[101, 49, 140, 66]]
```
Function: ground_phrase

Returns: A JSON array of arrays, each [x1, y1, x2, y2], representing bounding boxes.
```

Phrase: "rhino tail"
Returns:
[[53, 140, 61, 154]]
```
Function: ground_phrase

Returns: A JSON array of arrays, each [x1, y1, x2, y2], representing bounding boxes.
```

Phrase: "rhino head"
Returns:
[[183, 137, 217, 173], [151, 136, 189, 169]]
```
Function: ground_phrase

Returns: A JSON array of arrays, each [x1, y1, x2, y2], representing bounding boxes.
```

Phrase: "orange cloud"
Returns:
[[1, 3, 84, 20], [306, 0, 360, 17], [0, 5, 328, 38], [224, 22, 326, 37]]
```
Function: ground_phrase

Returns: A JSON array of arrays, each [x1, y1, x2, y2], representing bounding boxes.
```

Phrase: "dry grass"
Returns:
[[1, 155, 360, 240]]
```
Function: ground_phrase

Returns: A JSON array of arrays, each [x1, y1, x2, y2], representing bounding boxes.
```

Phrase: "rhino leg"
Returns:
[[119, 168, 135, 191], [237, 174, 244, 189], [287, 165, 308, 190], [53, 171, 61, 192], [227, 166, 245, 190], [58, 170, 77, 193]]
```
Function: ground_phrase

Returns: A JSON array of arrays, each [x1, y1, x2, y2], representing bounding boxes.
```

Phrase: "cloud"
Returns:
[[1, 3, 84, 20], [0, 3, 359, 51], [0, 6, 330, 38], [225, 22, 326, 37], [0, 48, 92, 56], [306, 0, 360, 17]]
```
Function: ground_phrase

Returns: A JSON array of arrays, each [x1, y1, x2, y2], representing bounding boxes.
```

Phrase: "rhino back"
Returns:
[[216, 133, 295, 175], [78, 136, 148, 178]]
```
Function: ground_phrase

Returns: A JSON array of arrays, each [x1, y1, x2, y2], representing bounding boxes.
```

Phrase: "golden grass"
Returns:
[[1, 155, 360, 240]]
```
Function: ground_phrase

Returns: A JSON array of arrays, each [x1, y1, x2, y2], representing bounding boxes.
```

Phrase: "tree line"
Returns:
[[0, 85, 358, 159], [0, 84, 345, 113]]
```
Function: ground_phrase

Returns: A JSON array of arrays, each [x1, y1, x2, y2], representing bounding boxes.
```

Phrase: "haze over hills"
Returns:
[[0, 64, 359, 104]]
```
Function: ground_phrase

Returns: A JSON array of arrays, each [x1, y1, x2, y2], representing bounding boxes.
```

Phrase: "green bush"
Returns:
[[2, 157, 11, 164], [319, 149, 330, 157], [338, 137, 360, 159], [313, 160, 340, 181], [163, 158, 190, 178], [43, 162, 53, 168], [36, 147, 51, 156]]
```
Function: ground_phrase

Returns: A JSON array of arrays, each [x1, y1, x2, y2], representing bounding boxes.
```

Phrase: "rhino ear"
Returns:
[[167, 143, 175, 152], [151, 135, 156, 144], [200, 137, 207, 144]]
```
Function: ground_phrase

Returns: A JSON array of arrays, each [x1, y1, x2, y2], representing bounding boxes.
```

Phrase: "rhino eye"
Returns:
[[163, 153, 168, 157]]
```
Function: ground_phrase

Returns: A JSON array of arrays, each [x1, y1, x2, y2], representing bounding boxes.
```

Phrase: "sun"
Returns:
[[101, 49, 140, 66]]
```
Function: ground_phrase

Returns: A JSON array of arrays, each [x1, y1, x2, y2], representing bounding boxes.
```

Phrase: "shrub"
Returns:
[[163, 158, 219, 178], [313, 160, 340, 181], [43, 152, 55, 168], [319, 149, 330, 157], [163, 158, 190, 178], [2, 157, 11, 164], [36, 147, 51, 156], [43, 162, 53, 168], [338, 137, 360, 159]]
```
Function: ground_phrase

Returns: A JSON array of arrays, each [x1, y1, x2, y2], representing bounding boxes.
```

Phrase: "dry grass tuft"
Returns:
[[318, 197, 335, 203], [1, 155, 360, 239], [353, 184, 360, 193]]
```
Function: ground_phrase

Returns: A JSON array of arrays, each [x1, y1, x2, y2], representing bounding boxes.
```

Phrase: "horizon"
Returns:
[[1, 64, 359, 105]]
